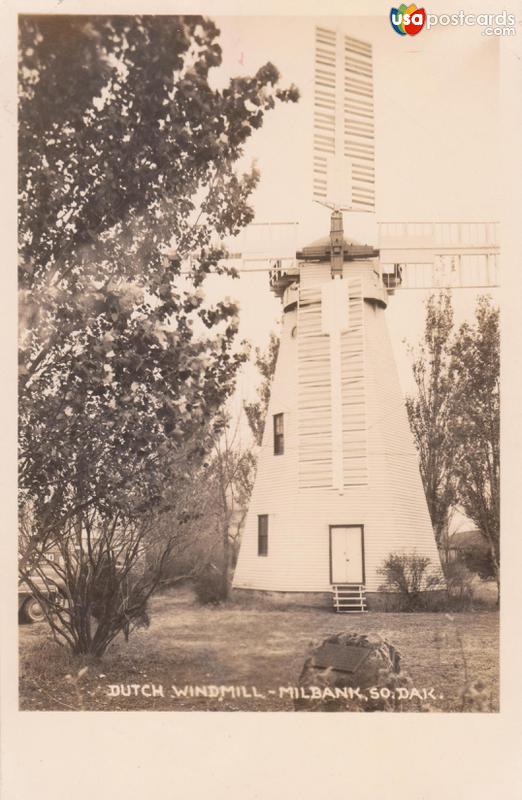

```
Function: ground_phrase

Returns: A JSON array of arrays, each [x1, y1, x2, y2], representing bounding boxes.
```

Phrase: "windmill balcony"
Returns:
[[269, 259, 299, 298]]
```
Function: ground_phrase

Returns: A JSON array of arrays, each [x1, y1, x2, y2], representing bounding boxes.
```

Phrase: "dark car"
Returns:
[[18, 572, 66, 623]]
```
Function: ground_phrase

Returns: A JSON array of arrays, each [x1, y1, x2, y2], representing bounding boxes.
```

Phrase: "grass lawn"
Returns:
[[19, 588, 499, 712]]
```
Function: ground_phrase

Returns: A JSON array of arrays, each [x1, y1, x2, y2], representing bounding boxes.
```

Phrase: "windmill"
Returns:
[[229, 25, 499, 612]]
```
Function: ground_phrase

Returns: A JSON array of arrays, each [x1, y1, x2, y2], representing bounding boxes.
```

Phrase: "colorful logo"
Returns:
[[390, 4, 427, 35]]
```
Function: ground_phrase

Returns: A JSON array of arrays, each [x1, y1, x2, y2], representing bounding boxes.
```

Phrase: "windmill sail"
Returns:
[[313, 27, 375, 211], [378, 221, 500, 289], [297, 277, 367, 490]]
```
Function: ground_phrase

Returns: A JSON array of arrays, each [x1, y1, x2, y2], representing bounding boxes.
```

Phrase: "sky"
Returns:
[[199, 14, 500, 420]]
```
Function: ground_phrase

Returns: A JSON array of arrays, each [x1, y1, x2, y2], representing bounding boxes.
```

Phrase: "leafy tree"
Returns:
[[18, 15, 298, 654], [207, 420, 256, 599], [162, 417, 256, 603], [442, 558, 474, 607], [406, 292, 457, 547], [243, 331, 280, 446], [450, 297, 500, 598], [124, 415, 256, 603]]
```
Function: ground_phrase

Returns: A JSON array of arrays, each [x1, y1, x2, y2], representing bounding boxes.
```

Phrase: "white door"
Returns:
[[330, 526, 364, 584]]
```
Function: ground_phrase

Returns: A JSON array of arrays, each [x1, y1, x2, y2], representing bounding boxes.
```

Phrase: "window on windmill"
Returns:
[[258, 515, 269, 557], [273, 413, 284, 455]]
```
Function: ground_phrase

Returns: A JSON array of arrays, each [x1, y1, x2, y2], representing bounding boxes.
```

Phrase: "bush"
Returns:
[[376, 552, 495, 612], [459, 546, 496, 580], [193, 563, 226, 605], [443, 559, 474, 605], [377, 552, 443, 611]]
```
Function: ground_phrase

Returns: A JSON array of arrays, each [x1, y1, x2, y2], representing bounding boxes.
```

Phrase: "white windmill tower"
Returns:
[[230, 25, 499, 612]]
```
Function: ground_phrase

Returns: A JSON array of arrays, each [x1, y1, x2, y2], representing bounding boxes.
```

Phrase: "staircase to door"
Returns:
[[332, 583, 367, 613], [330, 526, 365, 612]]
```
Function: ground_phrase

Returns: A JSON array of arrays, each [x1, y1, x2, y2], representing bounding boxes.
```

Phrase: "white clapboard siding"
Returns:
[[297, 286, 331, 488], [301, 262, 329, 288], [341, 279, 367, 485], [233, 255, 442, 595]]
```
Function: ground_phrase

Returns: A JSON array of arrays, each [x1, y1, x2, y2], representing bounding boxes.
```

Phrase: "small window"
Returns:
[[258, 515, 268, 556], [273, 413, 284, 455]]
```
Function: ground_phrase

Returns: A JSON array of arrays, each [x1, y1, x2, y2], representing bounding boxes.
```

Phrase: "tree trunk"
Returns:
[[483, 528, 500, 606], [493, 561, 500, 606], [222, 523, 229, 600]]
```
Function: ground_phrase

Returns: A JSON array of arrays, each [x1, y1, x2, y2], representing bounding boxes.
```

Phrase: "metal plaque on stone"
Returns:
[[311, 643, 372, 673]]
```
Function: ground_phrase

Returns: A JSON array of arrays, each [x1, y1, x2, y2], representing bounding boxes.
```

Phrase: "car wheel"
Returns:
[[22, 597, 46, 623]]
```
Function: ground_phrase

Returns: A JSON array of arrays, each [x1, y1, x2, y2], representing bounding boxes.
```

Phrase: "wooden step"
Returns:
[[335, 600, 367, 606], [332, 583, 367, 613]]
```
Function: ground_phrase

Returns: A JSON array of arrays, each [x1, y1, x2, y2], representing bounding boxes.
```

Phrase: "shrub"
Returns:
[[459, 546, 496, 580], [193, 563, 226, 605], [443, 558, 474, 605], [376, 552, 495, 612], [377, 552, 443, 611]]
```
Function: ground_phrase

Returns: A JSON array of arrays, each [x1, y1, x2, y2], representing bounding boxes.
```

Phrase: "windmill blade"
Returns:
[[313, 26, 375, 211], [344, 35, 376, 210], [213, 221, 300, 271], [379, 221, 500, 290]]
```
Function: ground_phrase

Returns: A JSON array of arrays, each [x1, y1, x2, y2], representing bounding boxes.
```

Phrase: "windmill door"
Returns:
[[330, 526, 364, 584]]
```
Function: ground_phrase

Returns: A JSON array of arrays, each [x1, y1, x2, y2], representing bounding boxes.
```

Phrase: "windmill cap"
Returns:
[[297, 235, 379, 261]]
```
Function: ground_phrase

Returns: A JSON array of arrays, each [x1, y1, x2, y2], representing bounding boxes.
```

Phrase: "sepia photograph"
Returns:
[[16, 10, 504, 717]]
